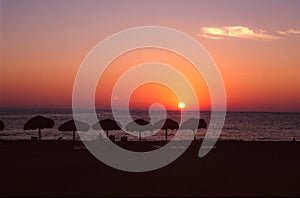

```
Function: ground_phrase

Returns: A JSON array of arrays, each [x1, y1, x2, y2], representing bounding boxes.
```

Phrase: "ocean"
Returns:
[[0, 108, 299, 141]]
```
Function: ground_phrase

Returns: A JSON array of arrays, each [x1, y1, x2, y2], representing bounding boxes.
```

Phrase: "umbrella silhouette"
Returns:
[[24, 115, 55, 140], [0, 120, 4, 131], [58, 120, 90, 141], [153, 119, 179, 141], [92, 118, 122, 139], [126, 119, 152, 141], [180, 118, 207, 140]]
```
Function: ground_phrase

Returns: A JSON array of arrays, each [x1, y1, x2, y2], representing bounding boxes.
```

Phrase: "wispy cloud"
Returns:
[[278, 28, 300, 35], [199, 26, 280, 40], [198, 33, 221, 40]]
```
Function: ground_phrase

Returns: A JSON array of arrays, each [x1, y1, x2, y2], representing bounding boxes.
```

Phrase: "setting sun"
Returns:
[[178, 102, 186, 109]]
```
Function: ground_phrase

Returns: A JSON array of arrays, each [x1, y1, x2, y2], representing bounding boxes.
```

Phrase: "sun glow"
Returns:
[[178, 102, 186, 109]]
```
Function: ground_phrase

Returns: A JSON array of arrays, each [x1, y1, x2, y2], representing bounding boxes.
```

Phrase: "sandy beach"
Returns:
[[1, 139, 300, 197]]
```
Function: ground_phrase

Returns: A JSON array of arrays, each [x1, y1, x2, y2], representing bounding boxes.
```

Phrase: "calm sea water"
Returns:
[[0, 108, 299, 141]]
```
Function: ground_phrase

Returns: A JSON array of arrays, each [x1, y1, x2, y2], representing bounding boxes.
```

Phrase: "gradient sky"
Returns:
[[1, 0, 300, 111]]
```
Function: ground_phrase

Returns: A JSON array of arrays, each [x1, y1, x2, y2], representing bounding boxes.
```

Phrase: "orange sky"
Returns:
[[95, 48, 210, 111], [1, 0, 300, 112]]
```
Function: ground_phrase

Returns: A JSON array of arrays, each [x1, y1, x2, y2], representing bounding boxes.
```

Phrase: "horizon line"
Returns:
[[0, 106, 299, 114]]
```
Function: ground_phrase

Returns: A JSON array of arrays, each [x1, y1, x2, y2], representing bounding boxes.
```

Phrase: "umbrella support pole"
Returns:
[[165, 129, 168, 141], [73, 131, 75, 141], [38, 128, 41, 141], [139, 132, 141, 142]]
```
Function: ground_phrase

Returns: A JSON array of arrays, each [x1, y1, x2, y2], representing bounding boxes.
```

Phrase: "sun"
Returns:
[[178, 102, 186, 109]]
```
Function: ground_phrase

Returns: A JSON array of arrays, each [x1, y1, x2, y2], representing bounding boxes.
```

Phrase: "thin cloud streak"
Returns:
[[199, 26, 281, 40], [278, 28, 300, 35], [198, 34, 221, 40]]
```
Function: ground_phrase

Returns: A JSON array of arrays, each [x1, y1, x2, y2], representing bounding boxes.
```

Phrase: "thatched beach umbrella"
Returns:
[[180, 118, 207, 140], [24, 115, 55, 140], [58, 120, 90, 141], [0, 120, 4, 131], [126, 119, 152, 141], [153, 119, 179, 141], [92, 118, 122, 139]]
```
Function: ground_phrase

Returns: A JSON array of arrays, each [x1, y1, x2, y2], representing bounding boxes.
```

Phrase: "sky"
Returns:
[[1, 0, 300, 112]]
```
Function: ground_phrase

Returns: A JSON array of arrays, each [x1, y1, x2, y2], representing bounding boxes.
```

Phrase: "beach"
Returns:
[[1, 140, 300, 197], [2, 0, 300, 197]]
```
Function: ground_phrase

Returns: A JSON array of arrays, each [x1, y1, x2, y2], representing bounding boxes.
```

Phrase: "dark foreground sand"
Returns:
[[1, 140, 300, 197]]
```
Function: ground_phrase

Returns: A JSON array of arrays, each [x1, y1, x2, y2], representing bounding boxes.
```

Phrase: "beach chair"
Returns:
[[31, 136, 38, 141], [109, 135, 115, 141], [121, 136, 128, 142], [57, 137, 63, 141]]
